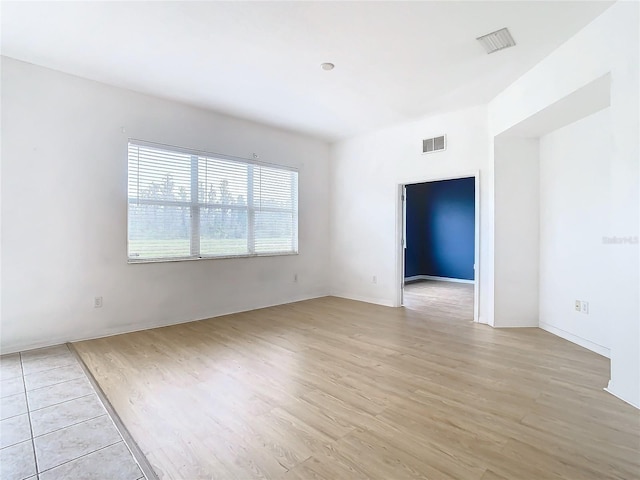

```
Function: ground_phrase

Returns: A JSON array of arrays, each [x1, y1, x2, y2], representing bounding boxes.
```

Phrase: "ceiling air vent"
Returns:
[[476, 27, 516, 54], [422, 135, 446, 154]]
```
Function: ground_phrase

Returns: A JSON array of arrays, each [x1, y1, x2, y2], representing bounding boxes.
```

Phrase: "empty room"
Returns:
[[1, 1, 638, 480], [402, 177, 477, 320]]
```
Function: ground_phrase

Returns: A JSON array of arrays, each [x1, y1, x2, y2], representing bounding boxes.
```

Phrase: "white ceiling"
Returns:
[[1, 1, 613, 142]]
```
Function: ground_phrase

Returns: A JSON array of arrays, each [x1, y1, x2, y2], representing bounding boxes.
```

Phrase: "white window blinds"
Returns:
[[128, 140, 298, 262]]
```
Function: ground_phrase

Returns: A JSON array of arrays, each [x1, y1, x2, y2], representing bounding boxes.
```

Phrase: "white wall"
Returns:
[[329, 105, 493, 323], [1, 57, 330, 353], [494, 137, 539, 327], [539, 108, 612, 357], [489, 1, 639, 407]]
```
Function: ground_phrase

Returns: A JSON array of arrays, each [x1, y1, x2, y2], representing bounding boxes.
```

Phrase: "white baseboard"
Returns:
[[0, 292, 329, 355], [604, 383, 640, 409], [493, 323, 538, 328], [539, 322, 610, 358], [404, 275, 474, 285], [330, 292, 395, 308]]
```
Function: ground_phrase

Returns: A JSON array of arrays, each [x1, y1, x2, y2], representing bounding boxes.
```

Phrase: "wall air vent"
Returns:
[[476, 27, 516, 54], [422, 135, 446, 154]]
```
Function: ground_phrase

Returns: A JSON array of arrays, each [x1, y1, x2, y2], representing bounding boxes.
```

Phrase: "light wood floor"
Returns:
[[403, 280, 474, 320], [74, 290, 640, 480]]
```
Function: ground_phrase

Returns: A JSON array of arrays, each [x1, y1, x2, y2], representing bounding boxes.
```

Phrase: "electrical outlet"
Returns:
[[581, 301, 589, 314], [94, 296, 103, 308], [575, 300, 581, 312], [372, 275, 377, 284]]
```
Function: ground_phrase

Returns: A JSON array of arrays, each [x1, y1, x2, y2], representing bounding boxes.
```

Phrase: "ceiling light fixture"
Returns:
[[321, 62, 335, 71], [476, 27, 516, 54]]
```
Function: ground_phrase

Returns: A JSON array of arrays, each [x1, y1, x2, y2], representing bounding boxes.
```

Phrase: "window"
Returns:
[[127, 140, 298, 262]]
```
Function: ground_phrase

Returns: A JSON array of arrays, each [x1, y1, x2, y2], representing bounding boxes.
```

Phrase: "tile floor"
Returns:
[[0, 344, 146, 480]]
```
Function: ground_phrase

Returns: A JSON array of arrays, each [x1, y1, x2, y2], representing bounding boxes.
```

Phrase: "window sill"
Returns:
[[127, 251, 299, 264]]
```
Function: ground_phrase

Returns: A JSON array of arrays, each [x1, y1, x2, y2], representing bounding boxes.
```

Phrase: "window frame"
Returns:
[[127, 139, 299, 264]]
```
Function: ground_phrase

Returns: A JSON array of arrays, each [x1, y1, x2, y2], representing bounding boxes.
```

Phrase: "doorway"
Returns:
[[397, 174, 479, 322]]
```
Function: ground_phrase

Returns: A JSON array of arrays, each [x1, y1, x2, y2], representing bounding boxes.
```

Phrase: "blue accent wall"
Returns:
[[404, 177, 475, 281]]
